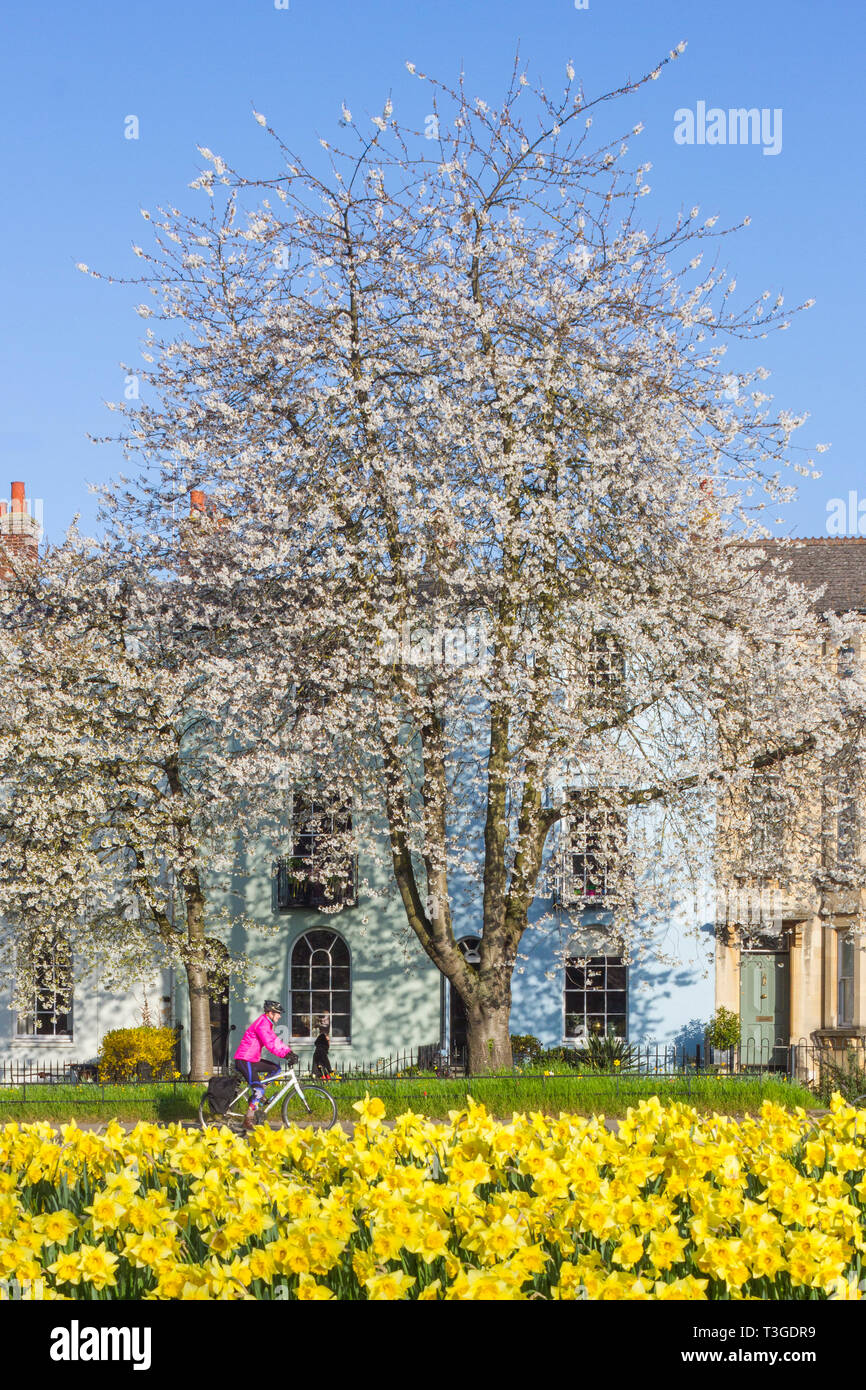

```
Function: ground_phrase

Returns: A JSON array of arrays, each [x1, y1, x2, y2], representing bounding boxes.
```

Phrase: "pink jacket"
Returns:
[[234, 1013, 293, 1064]]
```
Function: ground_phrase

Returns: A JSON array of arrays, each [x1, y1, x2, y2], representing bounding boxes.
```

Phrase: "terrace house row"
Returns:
[[0, 486, 863, 1073]]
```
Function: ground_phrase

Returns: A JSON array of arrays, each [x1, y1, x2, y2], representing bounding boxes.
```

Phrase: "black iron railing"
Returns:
[[1, 1038, 863, 1088]]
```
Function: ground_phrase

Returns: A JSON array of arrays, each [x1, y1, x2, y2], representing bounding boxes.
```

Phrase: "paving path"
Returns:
[[10, 1112, 837, 1138], [5, 1115, 629, 1136]]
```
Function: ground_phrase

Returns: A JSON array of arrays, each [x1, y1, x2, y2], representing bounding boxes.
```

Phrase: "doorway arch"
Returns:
[[206, 940, 231, 1071]]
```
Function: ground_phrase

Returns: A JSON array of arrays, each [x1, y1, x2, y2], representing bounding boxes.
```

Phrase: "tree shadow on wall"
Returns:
[[628, 965, 702, 1048]]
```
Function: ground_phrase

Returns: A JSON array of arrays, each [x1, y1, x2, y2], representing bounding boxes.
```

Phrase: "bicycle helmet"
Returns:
[[264, 999, 283, 1013]]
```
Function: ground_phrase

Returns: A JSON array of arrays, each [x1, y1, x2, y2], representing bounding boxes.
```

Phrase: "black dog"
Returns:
[[312, 1030, 332, 1078]]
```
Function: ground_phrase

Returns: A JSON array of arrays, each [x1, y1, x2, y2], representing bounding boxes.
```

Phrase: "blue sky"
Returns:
[[1, 0, 863, 542]]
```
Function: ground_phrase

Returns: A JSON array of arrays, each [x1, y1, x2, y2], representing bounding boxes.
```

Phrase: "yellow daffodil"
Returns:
[[3, 1098, 866, 1301], [352, 1094, 387, 1129], [612, 1233, 645, 1268], [77, 1242, 120, 1291], [47, 1250, 84, 1286], [296, 1275, 336, 1300], [35, 1210, 79, 1245], [364, 1269, 414, 1300]]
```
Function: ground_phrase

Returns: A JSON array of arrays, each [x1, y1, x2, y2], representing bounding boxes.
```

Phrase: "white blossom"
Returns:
[[3, 56, 837, 1075]]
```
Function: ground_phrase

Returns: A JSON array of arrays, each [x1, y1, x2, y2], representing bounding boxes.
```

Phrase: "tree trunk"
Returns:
[[183, 886, 214, 1083], [465, 997, 513, 1075], [186, 958, 214, 1082]]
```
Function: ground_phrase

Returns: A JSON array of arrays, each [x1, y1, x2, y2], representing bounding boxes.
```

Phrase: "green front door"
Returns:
[[740, 952, 790, 1068]]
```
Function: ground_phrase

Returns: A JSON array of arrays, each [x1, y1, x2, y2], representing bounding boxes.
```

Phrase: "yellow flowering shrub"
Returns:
[[97, 1026, 177, 1082], [2, 1094, 866, 1300]]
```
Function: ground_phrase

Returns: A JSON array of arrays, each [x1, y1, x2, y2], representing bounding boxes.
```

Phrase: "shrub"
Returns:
[[812, 1048, 866, 1106], [537, 1046, 584, 1071], [705, 1007, 741, 1051], [572, 1034, 638, 1073], [98, 1027, 177, 1083], [510, 1034, 544, 1065]]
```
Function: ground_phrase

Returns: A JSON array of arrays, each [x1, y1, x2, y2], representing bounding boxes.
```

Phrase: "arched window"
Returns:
[[290, 930, 351, 1042]]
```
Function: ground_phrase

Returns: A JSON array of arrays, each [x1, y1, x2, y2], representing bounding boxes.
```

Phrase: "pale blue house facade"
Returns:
[[0, 802, 716, 1073], [171, 791, 716, 1072]]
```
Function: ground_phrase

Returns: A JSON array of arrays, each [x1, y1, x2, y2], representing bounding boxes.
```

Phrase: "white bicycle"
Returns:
[[198, 1066, 337, 1132]]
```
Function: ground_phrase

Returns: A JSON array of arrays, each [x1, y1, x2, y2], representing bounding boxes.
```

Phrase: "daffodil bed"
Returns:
[[2, 1094, 865, 1301]]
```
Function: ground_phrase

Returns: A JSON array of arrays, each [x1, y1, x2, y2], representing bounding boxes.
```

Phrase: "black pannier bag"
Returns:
[[205, 1075, 241, 1114]]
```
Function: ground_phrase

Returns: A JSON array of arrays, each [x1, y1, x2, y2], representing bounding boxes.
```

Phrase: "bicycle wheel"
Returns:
[[198, 1090, 246, 1132], [281, 1082, 337, 1131]]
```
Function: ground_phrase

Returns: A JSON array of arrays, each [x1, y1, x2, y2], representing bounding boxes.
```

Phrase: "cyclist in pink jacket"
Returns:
[[234, 1000, 295, 1131]]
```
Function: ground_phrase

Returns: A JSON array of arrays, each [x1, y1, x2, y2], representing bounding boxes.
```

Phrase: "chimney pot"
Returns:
[[190, 489, 206, 514], [0, 482, 38, 580]]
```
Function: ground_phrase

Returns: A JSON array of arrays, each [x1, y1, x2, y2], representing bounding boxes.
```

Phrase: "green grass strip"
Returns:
[[0, 1074, 816, 1123]]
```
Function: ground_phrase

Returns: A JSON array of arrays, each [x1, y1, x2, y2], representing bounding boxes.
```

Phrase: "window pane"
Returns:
[[292, 937, 311, 965], [839, 935, 855, 979], [17, 936, 72, 1037], [330, 1015, 350, 1038], [840, 979, 854, 1024], [564, 956, 627, 1043], [310, 966, 330, 990], [307, 931, 335, 952], [311, 992, 331, 1014], [291, 1014, 310, 1037], [331, 939, 350, 966], [331, 967, 350, 991], [291, 966, 309, 990], [293, 831, 314, 859], [578, 865, 607, 897]]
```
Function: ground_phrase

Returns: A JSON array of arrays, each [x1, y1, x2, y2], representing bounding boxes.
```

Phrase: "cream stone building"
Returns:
[[715, 538, 866, 1072]]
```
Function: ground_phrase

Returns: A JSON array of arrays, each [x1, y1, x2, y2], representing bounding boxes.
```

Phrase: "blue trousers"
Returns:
[[234, 1058, 280, 1109]]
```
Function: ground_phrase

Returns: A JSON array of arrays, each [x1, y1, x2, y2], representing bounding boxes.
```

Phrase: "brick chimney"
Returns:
[[0, 481, 40, 580], [179, 486, 228, 577]]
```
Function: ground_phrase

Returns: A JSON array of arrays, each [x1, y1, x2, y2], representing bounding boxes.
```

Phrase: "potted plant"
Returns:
[[705, 1007, 741, 1070]]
